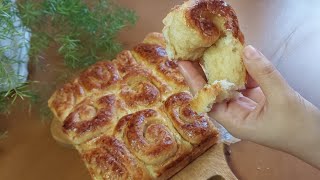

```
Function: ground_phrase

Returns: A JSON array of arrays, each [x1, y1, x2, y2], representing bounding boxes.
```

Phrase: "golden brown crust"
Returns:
[[79, 61, 121, 92], [114, 109, 179, 165], [164, 92, 218, 144], [162, 0, 245, 61], [142, 32, 167, 47], [50, 118, 73, 146], [114, 50, 139, 76], [132, 43, 188, 91], [133, 43, 167, 65], [48, 32, 219, 179], [187, 0, 244, 44], [62, 94, 127, 144], [113, 109, 194, 178], [78, 135, 151, 180], [119, 68, 170, 111], [48, 81, 86, 121]]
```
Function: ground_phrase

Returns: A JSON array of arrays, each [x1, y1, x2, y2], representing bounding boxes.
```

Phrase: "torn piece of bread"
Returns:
[[162, 0, 246, 113], [162, 0, 220, 61], [203, 34, 246, 88], [191, 80, 239, 113]]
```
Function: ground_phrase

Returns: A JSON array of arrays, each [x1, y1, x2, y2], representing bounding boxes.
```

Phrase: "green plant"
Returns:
[[19, 0, 137, 69], [0, 0, 137, 115], [0, 0, 32, 113]]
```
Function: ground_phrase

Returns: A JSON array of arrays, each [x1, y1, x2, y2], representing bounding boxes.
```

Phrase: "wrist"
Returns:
[[280, 105, 320, 169]]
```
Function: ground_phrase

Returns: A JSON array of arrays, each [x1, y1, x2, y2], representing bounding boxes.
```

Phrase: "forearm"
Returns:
[[281, 103, 320, 169]]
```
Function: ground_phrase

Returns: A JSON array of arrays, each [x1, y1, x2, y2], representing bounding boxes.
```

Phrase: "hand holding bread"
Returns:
[[163, 0, 246, 113], [179, 45, 320, 169]]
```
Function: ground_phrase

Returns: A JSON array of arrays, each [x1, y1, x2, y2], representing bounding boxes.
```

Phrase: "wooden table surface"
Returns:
[[1, 0, 320, 179]]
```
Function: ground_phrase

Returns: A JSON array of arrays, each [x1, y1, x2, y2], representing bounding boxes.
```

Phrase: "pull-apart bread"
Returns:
[[163, 0, 247, 113], [48, 0, 246, 178], [48, 33, 219, 179]]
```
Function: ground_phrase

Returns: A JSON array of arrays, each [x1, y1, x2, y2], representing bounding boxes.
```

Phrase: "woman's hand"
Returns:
[[178, 45, 320, 169]]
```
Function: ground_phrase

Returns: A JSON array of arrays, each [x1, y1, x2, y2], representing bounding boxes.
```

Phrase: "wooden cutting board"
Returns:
[[51, 120, 237, 180], [173, 143, 237, 180]]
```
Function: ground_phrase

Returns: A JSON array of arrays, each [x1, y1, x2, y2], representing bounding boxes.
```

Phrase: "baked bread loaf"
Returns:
[[48, 32, 218, 179], [163, 0, 246, 113]]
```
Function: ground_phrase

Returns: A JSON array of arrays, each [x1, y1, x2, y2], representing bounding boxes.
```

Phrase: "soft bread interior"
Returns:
[[190, 80, 239, 114], [162, 0, 246, 114], [203, 32, 246, 88], [194, 33, 245, 114], [162, 1, 219, 61], [193, 32, 245, 114]]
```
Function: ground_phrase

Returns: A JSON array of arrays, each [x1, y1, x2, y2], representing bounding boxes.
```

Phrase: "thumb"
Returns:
[[242, 45, 289, 100]]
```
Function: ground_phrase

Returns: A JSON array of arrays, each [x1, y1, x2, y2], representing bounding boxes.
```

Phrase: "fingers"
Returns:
[[246, 74, 259, 89], [178, 61, 206, 94], [241, 87, 265, 103], [243, 45, 289, 100], [209, 96, 257, 131]]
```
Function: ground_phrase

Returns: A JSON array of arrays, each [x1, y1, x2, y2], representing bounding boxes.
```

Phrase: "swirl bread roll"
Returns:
[[119, 68, 170, 112], [48, 32, 219, 179], [164, 92, 218, 144], [48, 81, 86, 121], [77, 135, 151, 179], [62, 94, 128, 144], [132, 33, 189, 93], [113, 109, 193, 179], [163, 0, 247, 113]]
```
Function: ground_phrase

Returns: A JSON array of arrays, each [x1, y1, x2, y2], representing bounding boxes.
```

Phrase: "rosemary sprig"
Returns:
[[19, 0, 137, 69], [0, 0, 137, 115], [0, 82, 37, 113], [1, 0, 33, 114]]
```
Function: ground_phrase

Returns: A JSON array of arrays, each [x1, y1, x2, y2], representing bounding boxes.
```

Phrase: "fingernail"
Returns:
[[244, 45, 262, 60]]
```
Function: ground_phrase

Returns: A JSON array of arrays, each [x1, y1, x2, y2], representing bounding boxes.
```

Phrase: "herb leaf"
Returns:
[[19, 0, 137, 69], [0, 0, 137, 115]]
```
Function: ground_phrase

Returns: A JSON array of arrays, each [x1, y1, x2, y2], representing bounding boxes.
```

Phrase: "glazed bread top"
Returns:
[[48, 32, 218, 179]]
